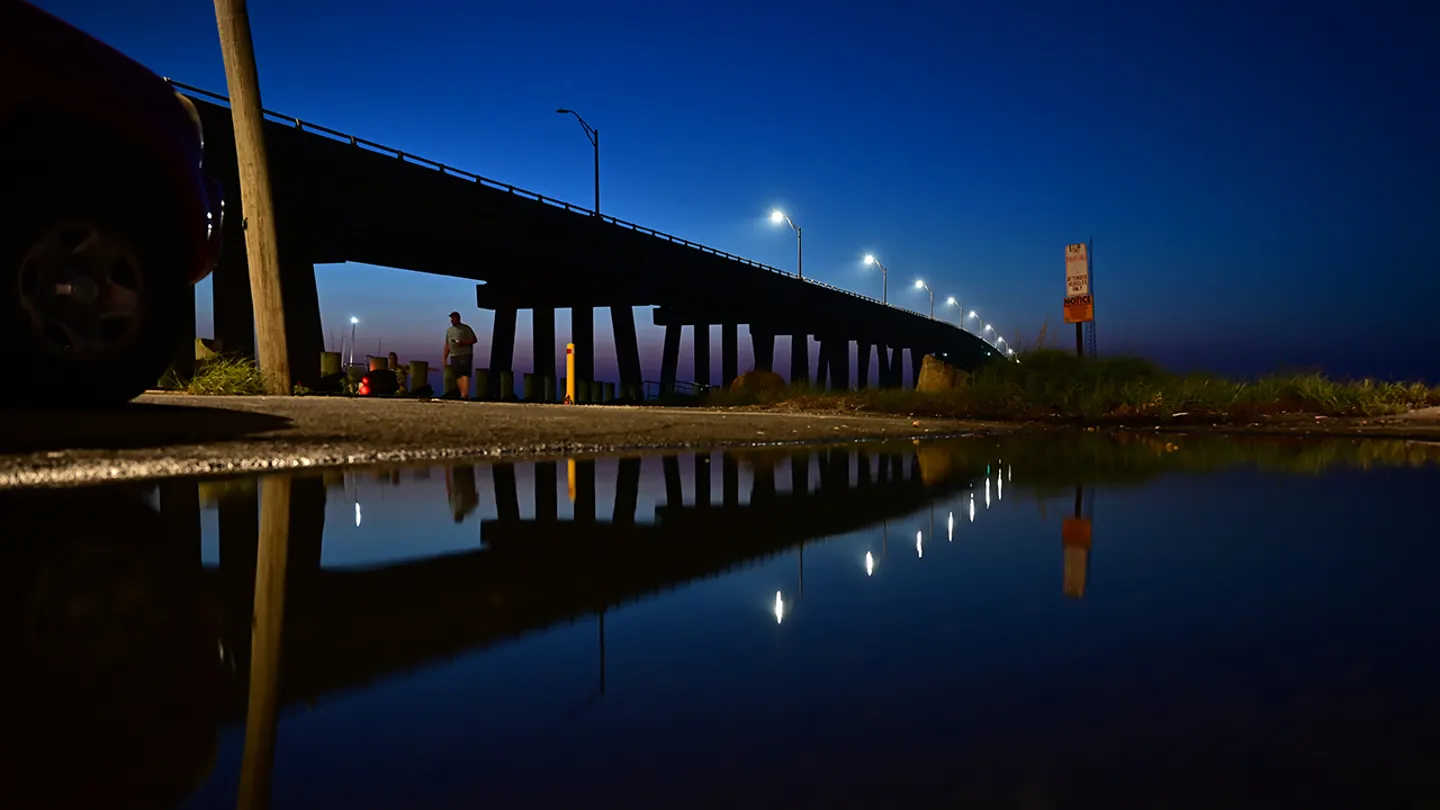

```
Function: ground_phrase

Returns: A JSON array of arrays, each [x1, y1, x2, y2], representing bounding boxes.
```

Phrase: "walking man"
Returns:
[[443, 311, 478, 399]]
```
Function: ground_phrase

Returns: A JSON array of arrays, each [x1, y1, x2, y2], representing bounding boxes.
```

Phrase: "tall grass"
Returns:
[[182, 355, 266, 396], [719, 349, 1439, 421]]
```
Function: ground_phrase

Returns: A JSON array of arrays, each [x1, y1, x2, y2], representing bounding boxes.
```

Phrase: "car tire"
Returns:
[[1, 203, 189, 409]]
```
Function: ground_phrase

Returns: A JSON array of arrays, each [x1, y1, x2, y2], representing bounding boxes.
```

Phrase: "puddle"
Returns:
[[3, 433, 1439, 808]]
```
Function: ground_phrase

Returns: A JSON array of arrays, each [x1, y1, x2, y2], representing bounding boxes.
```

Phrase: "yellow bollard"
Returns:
[[565, 343, 575, 405], [567, 458, 577, 502]]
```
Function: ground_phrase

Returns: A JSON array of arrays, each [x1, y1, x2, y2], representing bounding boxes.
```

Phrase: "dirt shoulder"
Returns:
[[0, 394, 1020, 489]]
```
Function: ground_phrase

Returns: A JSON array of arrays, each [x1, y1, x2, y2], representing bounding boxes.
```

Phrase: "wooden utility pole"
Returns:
[[213, 0, 290, 394]]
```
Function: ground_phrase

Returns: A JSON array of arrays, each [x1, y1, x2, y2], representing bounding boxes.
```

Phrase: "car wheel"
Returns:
[[1, 212, 188, 408]]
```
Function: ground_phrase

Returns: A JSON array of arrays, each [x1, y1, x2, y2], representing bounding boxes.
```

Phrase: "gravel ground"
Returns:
[[0, 394, 1018, 489]]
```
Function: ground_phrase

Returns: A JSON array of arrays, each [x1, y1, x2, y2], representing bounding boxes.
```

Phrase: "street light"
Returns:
[[945, 296, 964, 328], [770, 210, 802, 279], [914, 279, 933, 319], [349, 316, 359, 369], [556, 108, 600, 216], [864, 254, 888, 304]]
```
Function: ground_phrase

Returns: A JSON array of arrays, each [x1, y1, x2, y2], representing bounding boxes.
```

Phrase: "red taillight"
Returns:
[[358, 376, 372, 396]]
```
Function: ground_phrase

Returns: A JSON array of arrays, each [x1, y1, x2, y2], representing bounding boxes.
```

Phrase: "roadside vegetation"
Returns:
[[161, 355, 267, 396], [712, 349, 1439, 422]]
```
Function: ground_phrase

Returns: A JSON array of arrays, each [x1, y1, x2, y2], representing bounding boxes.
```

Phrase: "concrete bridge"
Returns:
[[175, 82, 1009, 394], [198, 444, 992, 717]]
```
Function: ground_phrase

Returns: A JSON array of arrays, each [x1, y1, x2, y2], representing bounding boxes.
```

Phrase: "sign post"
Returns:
[[1064, 243, 1094, 358]]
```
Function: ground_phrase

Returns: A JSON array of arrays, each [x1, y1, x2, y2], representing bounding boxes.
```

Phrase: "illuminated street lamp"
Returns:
[[914, 279, 933, 319], [864, 254, 888, 304], [770, 210, 802, 279], [349, 316, 359, 368], [556, 108, 600, 216], [945, 296, 964, 328]]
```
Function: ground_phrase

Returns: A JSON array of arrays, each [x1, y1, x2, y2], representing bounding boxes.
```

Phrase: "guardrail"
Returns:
[[169, 79, 1001, 344]]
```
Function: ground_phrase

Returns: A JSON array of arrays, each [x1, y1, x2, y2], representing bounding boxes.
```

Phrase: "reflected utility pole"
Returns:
[[237, 475, 292, 810]]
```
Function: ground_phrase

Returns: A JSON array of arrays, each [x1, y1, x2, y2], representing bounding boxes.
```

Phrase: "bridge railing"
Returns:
[[169, 80, 990, 340]]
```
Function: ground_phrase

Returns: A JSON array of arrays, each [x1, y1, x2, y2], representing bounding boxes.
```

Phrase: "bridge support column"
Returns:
[[493, 463, 520, 523], [490, 307, 517, 399], [790, 334, 809, 387], [535, 461, 558, 522], [572, 307, 594, 389], [815, 337, 830, 389], [694, 453, 711, 508], [829, 339, 850, 391], [211, 234, 322, 389], [660, 324, 681, 396], [876, 344, 891, 388], [910, 348, 925, 389], [856, 343, 872, 390], [693, 324, 711, 390], [613, 458, 641, 525], [889, 346, 903, 388], [663, 455, 683, 507], [722, 454, 740, 508], [611, 306, 643, 399], [751, 328, 775, 373], [790, 452, 809, 496], [751, 458, 777, 506], [532, 307, 556, 400], [721, 323, 738, 389], [574, 459, 596, 522], [286, 476, 327, 600]]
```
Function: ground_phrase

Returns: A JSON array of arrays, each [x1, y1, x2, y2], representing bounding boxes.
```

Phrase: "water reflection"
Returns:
[[7, 433, 1440, 808]]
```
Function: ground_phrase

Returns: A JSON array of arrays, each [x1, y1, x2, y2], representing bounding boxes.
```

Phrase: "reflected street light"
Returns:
[[914, 279, 933, 319], [556, 108, 600, 216], [770, 210, 802, 279], [864, 254, 889, 304], [349, 316, 359, 369]]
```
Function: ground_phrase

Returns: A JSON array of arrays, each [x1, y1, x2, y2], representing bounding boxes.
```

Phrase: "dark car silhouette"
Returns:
[[1, 1, 225, 407]]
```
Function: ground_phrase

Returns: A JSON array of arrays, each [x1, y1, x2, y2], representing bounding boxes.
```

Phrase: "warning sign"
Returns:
[[1063, 294, 1094, 324], [1065, 243, 1089, 297]]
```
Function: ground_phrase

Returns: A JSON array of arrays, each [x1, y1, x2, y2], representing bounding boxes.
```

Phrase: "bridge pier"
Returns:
[[663, 455, 683, 507], [721, 323, 738, 389], [489, 306, 517, 399], [790, 451, 809, 495], [752, 458, 777, 506], [211, 236, 324, 389], [611, 306, 643, 400], [572, 307, 594, 392], [532, 307, 556, 401], [693, 324, 711, 389], [888, 346, 903, 388], [493, 463, 520, 523], [910, 349, 924, 389], [535, 461, 558, 522], [751, 328, 775, 373], [613, 458, 641, 525], [790, 334, 809, 387], [814, 337, 829, 389], [694, 453, 711, 508], [660, 323, 681, 396], [574, 459, 596, 522], [722, 454, 740, 508], [828, 339, 850, 391], [857, 343, 872, 389]]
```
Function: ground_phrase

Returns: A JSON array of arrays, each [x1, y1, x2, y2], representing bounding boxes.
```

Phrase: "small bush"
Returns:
[[185, 355, 265, 396]]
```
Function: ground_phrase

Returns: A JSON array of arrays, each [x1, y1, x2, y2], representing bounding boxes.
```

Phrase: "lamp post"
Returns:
[[864, 254, 888, 304], [770, 210, 802, 279], [556, 108, 599, 217], [914, 279, 933, 319], [349, 316, 358, 369]]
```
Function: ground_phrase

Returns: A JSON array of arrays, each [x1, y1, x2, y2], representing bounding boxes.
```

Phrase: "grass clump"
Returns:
[[718, 349, 1438, 422], [184, 355, 266, 396]]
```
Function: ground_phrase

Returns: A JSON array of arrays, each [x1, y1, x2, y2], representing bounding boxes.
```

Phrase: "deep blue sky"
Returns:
[[38, 0, 1440, 381]]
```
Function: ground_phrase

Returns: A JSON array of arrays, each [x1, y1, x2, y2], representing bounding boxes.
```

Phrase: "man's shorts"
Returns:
[[448, 356, 472, 379]]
